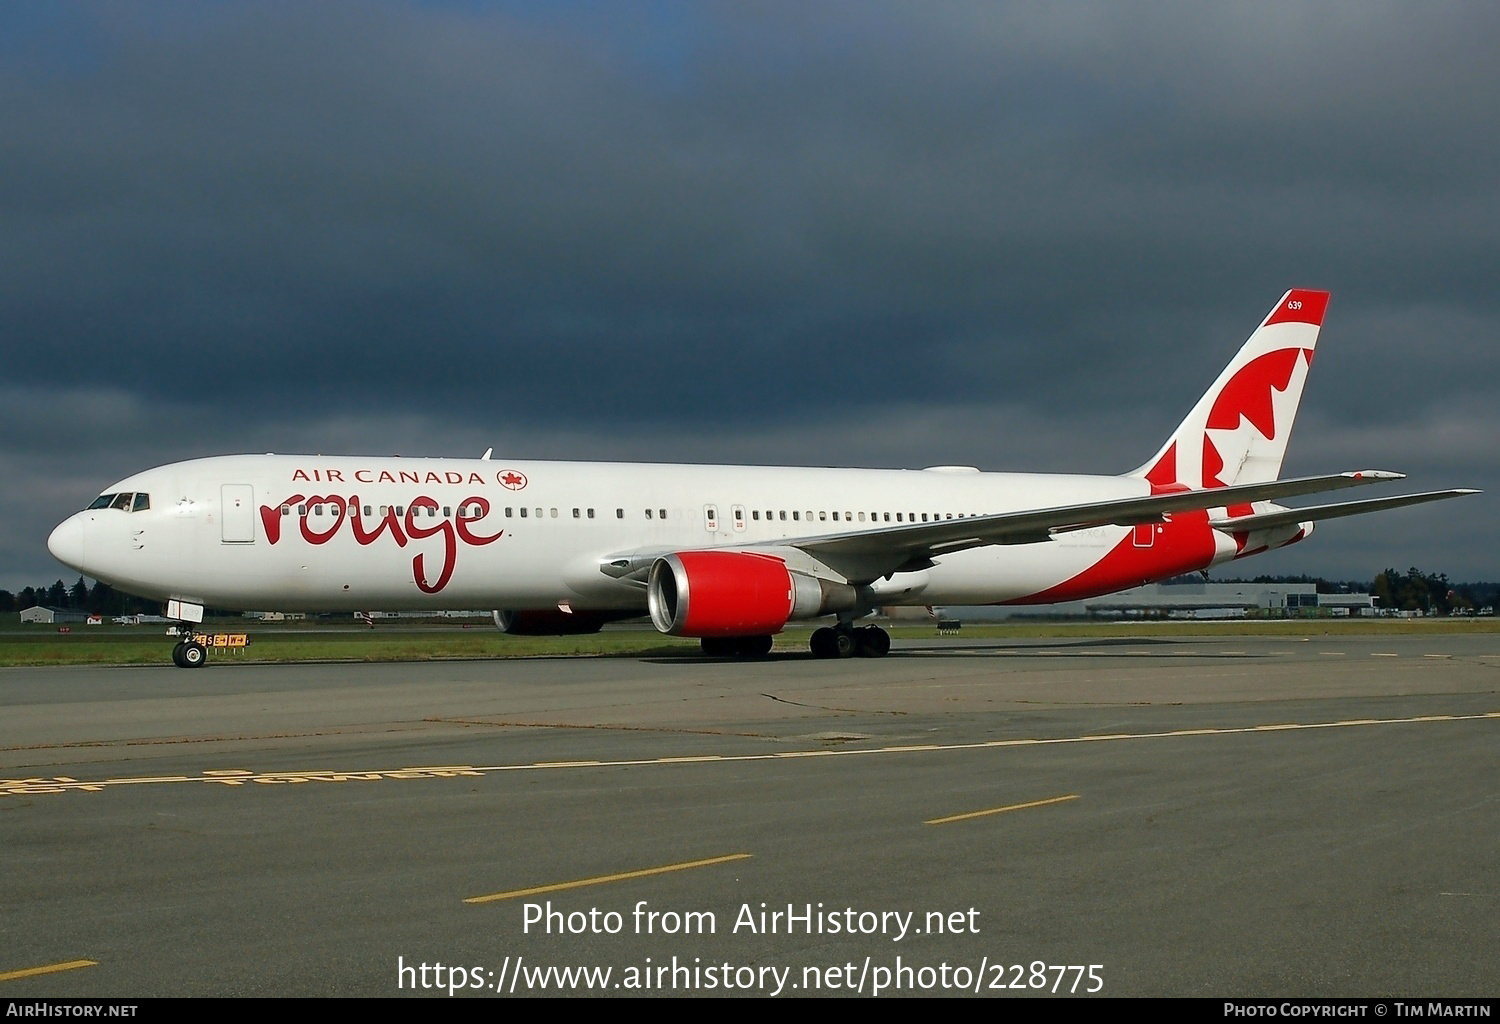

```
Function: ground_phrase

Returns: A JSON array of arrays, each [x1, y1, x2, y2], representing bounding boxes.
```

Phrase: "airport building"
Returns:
[[933, 582, 1375, 621], [18, 606, 89, 624]]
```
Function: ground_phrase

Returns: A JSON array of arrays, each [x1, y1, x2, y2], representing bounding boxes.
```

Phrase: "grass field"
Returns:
[[2, 617, 1496, 668]]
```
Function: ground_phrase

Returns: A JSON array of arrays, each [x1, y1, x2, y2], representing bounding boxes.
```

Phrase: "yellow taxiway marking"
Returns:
[[6, 712, 1498, 801], [466, 853, 752, 904], [0, 960, 97, 983], [925, 793, 1079, 826]]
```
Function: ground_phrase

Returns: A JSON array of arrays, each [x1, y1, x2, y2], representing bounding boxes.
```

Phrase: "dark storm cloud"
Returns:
[[4, 1, 1496, 588]]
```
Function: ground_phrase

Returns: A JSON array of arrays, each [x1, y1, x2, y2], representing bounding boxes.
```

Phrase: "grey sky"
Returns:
[[4, 2, 1494, 591]]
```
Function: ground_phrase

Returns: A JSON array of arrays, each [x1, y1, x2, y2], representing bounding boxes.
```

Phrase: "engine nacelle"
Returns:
[[493, 609, 611, 635], [646, 551, 857, 637]]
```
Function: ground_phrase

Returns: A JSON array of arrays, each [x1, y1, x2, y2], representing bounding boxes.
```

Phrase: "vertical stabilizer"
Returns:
[[1130, 290, 1328, 491]]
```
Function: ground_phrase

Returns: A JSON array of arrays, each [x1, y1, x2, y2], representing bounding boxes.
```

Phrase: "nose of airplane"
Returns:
[[48, 513, 87, 573]]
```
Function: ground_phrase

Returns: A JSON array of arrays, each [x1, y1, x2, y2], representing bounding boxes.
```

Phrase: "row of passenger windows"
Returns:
[[743, 509, 977, 523], [282, 503, 620, 519], [88, 492, 151, 512], [280, 502, 982, 524]]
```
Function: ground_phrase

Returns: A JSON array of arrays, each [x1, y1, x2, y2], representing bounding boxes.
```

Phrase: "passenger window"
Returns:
[[587, 508, 595, 519], [832, 512, 839, 521], [550, 508, 558, 518], [616, 508, 624, 519], [298, 504, 307, 515], [780, 511, 787, 521], [659, 509, 667, 519], [858, 512, 866, 522], [520, 507, 528, 517], [646, 508, 653, 520], [396, 506, 404, 516], [506, 507, 514, 517], [364, 505, 372, 516], [281, 505, 291, 516], [752, 510, 760, 521], [793, 511, 801, 521], [573, 508, 580, 518]]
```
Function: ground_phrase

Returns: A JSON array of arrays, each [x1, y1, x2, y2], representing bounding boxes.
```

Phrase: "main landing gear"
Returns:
[[696, 623, 891, 660], [810, 624, 890, 659]]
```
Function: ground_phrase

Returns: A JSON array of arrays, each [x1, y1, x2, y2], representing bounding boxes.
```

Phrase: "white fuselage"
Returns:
[[46, 453, 1255, 614]]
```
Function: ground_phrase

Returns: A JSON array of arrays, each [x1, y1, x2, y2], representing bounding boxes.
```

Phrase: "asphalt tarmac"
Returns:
[[2, 631, 1497, 997]]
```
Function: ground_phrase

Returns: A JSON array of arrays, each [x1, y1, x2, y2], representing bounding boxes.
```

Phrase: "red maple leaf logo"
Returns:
[[499, 470, 528, 490]]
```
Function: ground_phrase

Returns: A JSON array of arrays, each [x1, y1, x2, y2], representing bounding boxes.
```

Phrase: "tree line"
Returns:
[[8, 569, 1499, 618], [1, 578, 160, 617]]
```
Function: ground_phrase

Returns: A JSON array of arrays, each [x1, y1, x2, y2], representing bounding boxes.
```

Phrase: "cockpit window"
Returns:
[[86, 492, 151, 512]]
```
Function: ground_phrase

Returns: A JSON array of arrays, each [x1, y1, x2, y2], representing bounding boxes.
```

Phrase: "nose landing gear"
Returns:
[[171, 636, 208, 669]]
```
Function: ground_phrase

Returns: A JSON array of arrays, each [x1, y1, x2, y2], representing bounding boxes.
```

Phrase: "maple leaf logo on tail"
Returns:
[[1130, 290, 1329, 502]]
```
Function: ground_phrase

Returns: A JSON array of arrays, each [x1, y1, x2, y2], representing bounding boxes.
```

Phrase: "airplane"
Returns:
[[47, 289, 1477, 668]]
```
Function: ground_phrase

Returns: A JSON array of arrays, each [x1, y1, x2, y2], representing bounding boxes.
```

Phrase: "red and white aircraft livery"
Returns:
[[48, 291, 1476, 667]]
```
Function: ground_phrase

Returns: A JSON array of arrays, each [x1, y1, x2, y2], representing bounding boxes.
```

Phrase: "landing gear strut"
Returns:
[[810, 624, 890, 659]]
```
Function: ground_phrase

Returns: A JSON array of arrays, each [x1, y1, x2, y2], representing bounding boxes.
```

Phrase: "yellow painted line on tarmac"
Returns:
[[466, 853, 753, 904], [925, 793, 1079, 826], [8, 712, 1499, 801], [0, 960, 97, 983]]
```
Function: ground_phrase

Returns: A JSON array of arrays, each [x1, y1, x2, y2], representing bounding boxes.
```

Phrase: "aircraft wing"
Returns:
[[599, 470, 1471, 587], [1206, 489, 1479, 533], [785, 470, 1427, 583]]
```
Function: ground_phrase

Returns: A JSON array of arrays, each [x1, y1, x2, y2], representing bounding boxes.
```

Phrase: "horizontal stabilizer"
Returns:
[[1208, 489, 1480, 532]]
